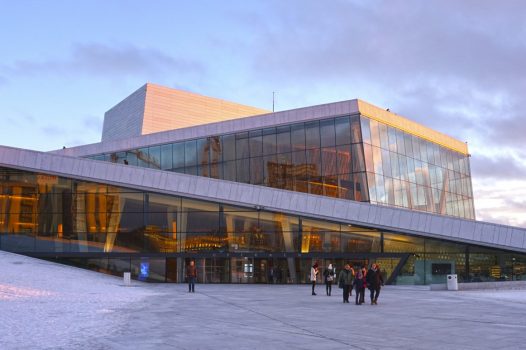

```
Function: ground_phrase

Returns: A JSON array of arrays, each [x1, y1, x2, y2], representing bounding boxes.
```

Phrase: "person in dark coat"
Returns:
[[360, 267, 367, 304], [186, 260, 197, 293], [323, 263, 335, 296], [338, 264, 354, 303], [353, 268, 365, 305], [366, 263, 384, 304]]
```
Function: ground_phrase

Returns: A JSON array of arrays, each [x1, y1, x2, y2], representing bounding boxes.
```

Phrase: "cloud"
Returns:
[[242, 1, 526, 148], [249, 1, 526, 89], [487, 113, 526, 147], [473, 178, 526, 227], [2, 43, 204, 80], [470, 154, 526, 180]]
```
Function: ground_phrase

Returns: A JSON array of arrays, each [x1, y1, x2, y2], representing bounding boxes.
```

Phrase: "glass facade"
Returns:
[[0, 167, 521, 284], [89, 114, 474, 219], [360, 117, 475, 219], [90, 115, 369, 202]]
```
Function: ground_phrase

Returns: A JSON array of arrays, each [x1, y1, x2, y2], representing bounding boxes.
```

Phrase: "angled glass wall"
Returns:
[[89, 115, 369, 202], [88, 113, 474, 219], [0, 166, 522, 284], [360, 116, 474, 219]]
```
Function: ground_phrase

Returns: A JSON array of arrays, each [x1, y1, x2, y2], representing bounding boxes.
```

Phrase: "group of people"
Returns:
[[311, 262, 384, 305]]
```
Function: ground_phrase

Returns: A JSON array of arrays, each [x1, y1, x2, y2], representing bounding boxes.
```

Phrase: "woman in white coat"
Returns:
[[310, 261, 319, 295]]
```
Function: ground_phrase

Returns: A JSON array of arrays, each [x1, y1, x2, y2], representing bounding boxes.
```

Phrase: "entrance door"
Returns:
[[231, 257, 254, 283], [166, 258, 177, 282]]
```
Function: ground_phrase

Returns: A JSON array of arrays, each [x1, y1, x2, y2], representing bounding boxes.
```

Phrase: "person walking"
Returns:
[[349, 266, 355, 297], [186, 260, 197, 293], [338, 264, 354, 303], [310, 262, 319, 295], [323, 263, 335, 296], [366, 263, 384, 304], [360, 267, 367, 304], [354, 268, 365, 305]]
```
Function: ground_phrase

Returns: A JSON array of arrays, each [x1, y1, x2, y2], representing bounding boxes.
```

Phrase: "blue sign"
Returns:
[[139, 261, 150, 280]]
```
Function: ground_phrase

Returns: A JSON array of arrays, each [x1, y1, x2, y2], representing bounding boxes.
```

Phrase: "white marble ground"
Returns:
[[1, 251, 526, 350]]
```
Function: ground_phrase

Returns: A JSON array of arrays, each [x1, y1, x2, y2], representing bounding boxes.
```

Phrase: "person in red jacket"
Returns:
[[186, 260, 197, 293]]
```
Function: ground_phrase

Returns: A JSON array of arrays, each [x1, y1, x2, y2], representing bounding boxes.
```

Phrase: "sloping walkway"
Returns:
[[1, 251, 525, 349]]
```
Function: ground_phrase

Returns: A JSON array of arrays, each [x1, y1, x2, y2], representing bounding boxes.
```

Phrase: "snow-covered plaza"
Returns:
[[1, 251, 525, 350]]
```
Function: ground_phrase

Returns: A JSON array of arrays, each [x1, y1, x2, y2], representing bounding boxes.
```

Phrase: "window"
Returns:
[[320, 119, 336, 147], [276, 126, 291, 153], [221, 134, 236, 162], [305, 121, 320, 149], [172, 143, 185, 169], [160, 144, 173, 170], [262, 128, 277, 155], [291, 123, 306, 151], [335, 116, 351, 145]]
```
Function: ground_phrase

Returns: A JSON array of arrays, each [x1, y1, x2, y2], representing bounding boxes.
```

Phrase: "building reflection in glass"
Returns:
[[90, 114, 474, 219], [0, 167, 515, 285]]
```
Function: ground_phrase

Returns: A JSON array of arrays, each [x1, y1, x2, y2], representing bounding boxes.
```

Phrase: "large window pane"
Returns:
[[321, 147, 337, 176], [148, 146, 161, 169], [250, 157, 264, 185], [125, 150, 138, 166], [337, 145, 352, 174], [372, 146, 383, 175], [249, 130, 263, 157], [185, 140, 197, 167], [236, 132, 249, 159], [306, 149, 321, 177], [137, 148, 149, 168], [160, 144, 173, 170], [379, 123, 389, 150], [351, 115, 362, 143], [388, 127, 397, 152], [384, 232, 424, 253], [341, 225, 381, 253], [339, 173, 354, 200], [301, 219, 341, 253], [370, 120, 380, 146], [352, 143, 366, 173], [263, 155, 277, 186], [320, 119, 336, 147], [196, 138, 209, 166], [223, 161, 236, 181], [209, 136, 221, 164], [236, 158, 250, 183], [305, 121, 320, 149], [290, 123, 305, 151], [354, 172, 369, 201], [172, 142, 185, 169], [221, 134, 236, 162], [360, 117, 371, 144], [335, 116, 351, 145], [276, 126, 291, 153], [262, 128, 277, 155]]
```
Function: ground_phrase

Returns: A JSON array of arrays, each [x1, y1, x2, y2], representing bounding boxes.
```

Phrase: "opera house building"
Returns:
[[1, 83, 525, 284]]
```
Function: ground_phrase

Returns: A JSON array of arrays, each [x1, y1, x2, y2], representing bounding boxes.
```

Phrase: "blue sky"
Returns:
[[1, 0, 525, 226]]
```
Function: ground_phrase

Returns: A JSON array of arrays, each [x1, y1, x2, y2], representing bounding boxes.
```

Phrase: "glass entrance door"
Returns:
[[231, 257, 254, 283]]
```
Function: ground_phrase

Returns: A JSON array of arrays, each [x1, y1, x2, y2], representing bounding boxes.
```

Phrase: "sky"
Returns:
[[0, 0, 525, 227]]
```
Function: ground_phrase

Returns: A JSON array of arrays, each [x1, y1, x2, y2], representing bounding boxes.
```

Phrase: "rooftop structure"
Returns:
[[102, 83, 269, 141]]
